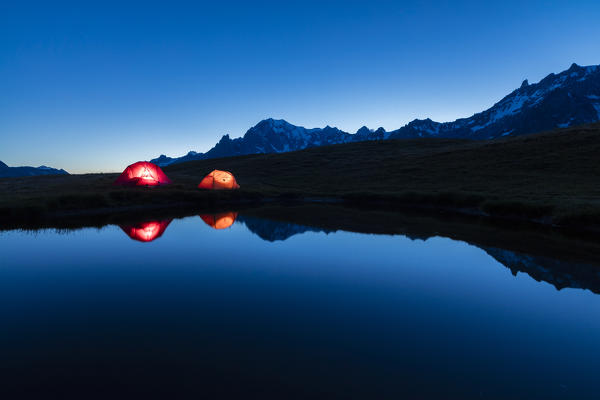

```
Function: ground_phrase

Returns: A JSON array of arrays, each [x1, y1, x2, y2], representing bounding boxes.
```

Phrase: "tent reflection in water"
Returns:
[[198, 170, 240, 190], [120, 220, 172, 242], [114, 161, 172, 186], [200, 212, 238, 230]]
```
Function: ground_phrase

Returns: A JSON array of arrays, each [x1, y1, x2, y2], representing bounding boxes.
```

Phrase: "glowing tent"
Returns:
[[200, 212, 238, 230], [114, 161, 172, 186], [198, 170, 240, 190], [120, 219, 172, 242]]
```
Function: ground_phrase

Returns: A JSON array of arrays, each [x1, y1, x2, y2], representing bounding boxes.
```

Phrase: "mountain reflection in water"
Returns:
[[236, 215, 332, 241], [115, 210, 600, 295], [237, 215, 600, 294], [482, 247, 600, 293]]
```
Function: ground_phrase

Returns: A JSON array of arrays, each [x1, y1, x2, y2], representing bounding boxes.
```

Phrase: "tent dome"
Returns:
[[200, 212, 238, 229], [198, 170, 240, 190], [114, 161, 172, 186]]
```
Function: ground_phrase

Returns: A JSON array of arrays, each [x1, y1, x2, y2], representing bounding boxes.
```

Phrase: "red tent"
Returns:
[[200, 212, 238, 230], [120, 219, 172, 242], [198, 170, 240, 190], [114, 161, 172, 186]]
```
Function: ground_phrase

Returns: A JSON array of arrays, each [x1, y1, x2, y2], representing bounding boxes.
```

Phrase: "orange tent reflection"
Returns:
[[120, 219, 172, 242], [200, 212, 238, 230]]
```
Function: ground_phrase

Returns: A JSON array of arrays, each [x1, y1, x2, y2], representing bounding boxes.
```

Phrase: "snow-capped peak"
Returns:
[[151, 63, 600, 165]]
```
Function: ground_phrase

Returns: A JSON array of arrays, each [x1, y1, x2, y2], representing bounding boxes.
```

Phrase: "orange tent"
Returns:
[[114, 161, 172, 186], [120, 219, 172, 242], [200, 212, 238, 230], [198, 170, 240, 190]]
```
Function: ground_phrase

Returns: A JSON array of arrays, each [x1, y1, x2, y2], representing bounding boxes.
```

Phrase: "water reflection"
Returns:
[[235, 216, 600, 294], [482, 247, 600, 293], [2, 208, 600, 397], [114, 211, 600, 295], [119, 219, 172, 242], [236, 214, 331, 241], [200, 212, 238, 230]]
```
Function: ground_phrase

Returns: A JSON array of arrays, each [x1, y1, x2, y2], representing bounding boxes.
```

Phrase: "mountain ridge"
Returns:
[[152, 62, 600, 166], [0, 161, 69, 178]]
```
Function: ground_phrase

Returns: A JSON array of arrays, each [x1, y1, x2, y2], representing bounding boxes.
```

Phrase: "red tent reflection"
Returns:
[[120, 219, 172, 242], [200, 212, 238, 230]]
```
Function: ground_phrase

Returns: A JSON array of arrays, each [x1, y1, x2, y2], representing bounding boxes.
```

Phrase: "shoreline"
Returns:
[[0, 191, 596, 233], [0, 191, 598, 243]]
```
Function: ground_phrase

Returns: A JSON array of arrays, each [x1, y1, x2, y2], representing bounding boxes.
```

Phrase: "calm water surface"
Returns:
[[1, 213, 599, 398]]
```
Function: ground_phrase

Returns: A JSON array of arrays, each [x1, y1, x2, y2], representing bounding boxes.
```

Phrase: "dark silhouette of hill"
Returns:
[[0, 160, 68, 178]]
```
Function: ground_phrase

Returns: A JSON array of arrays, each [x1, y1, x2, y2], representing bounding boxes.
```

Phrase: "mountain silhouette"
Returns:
[[152, 63, 600, 166]]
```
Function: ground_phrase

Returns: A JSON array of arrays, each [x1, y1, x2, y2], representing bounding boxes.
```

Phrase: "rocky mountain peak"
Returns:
[[151, 63, 600, 166]]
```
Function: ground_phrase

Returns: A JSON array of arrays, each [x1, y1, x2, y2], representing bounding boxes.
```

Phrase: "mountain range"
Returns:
[[152, 63, 600, 166], [0, 160, 69, 178]]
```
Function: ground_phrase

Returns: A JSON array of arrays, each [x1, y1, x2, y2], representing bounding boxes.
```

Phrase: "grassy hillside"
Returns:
[[165, 122, 600, 225], [2, 122, 600, 229]]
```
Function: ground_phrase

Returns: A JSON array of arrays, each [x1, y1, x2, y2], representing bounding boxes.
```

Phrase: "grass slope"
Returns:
[[165, 122, 600, 226], [1, 122, 600, 228]]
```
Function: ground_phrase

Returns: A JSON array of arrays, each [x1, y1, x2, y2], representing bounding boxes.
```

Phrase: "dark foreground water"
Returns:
[[1, 212, 600, 399]]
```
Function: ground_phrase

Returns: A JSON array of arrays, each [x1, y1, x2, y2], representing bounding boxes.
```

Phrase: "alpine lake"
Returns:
[[1, 204, 600, 399]]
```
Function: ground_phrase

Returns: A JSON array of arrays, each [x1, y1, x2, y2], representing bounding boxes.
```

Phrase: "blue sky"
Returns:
[[1, 0, 599, 173]]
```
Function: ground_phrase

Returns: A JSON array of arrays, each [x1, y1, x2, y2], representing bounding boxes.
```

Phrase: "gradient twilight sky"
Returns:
[[1, 1, 599, 173]]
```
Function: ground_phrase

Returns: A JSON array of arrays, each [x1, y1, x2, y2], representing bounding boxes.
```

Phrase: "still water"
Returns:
[[1, 212, 600, 398]]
